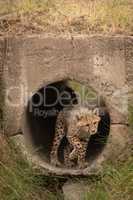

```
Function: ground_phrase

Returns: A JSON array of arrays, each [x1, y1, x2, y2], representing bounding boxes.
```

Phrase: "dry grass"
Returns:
[[0, 135, 64, 200], [0, 0, 133, 36]]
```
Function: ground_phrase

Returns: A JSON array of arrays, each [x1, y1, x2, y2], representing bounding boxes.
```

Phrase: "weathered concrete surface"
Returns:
[[94, 125, 131, 165], [0, 34, 132, 175], [0, 35, 131, 135]]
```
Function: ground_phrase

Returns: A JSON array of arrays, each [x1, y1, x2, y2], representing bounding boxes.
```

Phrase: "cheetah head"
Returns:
[[76, 108, 100, 137]]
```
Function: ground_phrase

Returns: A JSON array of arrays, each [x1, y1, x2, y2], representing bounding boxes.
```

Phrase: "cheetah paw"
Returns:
[[51, 159, 62, 167], [78, 162, 88, 169]]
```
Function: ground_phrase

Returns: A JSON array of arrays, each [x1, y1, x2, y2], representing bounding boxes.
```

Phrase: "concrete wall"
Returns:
[[0, 34, 131, 136], [0, 34, 132, 175]]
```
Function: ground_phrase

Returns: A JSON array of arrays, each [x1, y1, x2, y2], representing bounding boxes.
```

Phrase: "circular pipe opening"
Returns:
[[23, 80, 110, 174], [25, 80, 78, 162]]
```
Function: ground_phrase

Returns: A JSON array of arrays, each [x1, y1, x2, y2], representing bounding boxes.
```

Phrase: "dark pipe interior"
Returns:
[[86, 108, 110, 162], [25, 80, 110, 166], [26, 80, 78, 161]]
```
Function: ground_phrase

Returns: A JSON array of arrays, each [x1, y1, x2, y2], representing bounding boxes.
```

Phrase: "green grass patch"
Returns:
[[84, 157, 133, 200]]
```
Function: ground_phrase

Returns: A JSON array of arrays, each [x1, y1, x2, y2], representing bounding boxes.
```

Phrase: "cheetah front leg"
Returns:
[[68, 136, 89, 169], [50, 113, 65, 167], [64, 144, 75, 168], [50, 134, 64, 167], [69, 148, 78, 160], [67, 136, 81, 162], [77, 139, 90, 169]]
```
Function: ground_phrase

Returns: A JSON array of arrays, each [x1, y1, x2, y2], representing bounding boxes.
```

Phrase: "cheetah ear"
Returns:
[[93, 108, 99, 116]]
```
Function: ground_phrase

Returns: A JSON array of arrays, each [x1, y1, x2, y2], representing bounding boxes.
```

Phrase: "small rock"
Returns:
[[62, 180, 89, 200]]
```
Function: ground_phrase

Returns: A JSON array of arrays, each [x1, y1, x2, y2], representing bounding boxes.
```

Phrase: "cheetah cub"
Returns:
[[50, 106, 100, 169]]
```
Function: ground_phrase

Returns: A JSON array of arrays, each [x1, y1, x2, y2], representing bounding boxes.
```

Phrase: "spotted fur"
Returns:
[[50, 106, 100, 169]]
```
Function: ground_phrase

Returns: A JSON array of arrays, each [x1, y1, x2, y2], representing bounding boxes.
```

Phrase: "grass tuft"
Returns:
[[84, 157, 133, 200], [0, 135, 64, 200]]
